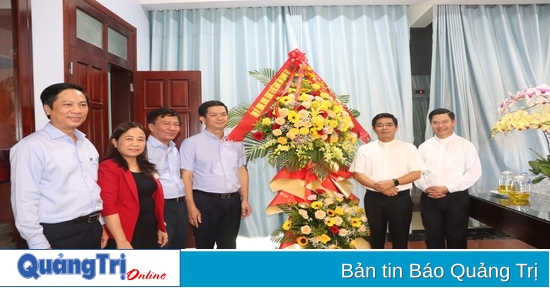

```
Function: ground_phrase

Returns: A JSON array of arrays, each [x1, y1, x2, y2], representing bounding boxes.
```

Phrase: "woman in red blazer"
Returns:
[[98, 122, 168, 249]]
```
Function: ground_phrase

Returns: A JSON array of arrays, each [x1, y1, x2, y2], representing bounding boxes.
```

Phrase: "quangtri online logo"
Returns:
[[4, 250, 180, 287], [18, 253, 129, 280]]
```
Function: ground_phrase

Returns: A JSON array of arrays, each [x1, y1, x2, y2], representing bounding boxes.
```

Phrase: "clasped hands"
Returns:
[[425, 186, 449, 199], [373, 180, 398, 196]]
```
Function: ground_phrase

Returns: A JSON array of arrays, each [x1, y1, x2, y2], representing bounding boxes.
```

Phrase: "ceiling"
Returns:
[[139, 0, 548, 27], [140, 0, 550, 10]]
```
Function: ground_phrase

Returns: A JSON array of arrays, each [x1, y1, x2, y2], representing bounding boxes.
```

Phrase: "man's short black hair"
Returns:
[[371, 113, 398, 127], [198, 100, 228, 117], [428, 108, 455, 121], [40, 83, 88, 109], [147, 107, 181, 124]]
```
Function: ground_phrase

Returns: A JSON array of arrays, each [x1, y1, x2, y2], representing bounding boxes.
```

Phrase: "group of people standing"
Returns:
[[10, 82, 481, 250], [10, 83, 251, 249], [351, 110, 482, 249]]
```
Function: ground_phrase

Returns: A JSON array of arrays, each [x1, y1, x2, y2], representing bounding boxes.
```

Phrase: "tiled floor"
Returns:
[[396, 207, 535, 249], [236, 228, 536, 250]]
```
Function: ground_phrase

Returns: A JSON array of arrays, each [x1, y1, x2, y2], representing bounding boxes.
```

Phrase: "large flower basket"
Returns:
[[227, 49, 371, 249]]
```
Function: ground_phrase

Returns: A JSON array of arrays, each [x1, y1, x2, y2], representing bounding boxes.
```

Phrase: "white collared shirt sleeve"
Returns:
[[10, 141, 50, 249], [445, 141, 482, 192]]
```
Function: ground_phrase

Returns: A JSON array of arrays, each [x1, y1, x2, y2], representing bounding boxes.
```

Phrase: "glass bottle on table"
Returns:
[[498, 171, 514, 194], [509, 175, 530, 205]]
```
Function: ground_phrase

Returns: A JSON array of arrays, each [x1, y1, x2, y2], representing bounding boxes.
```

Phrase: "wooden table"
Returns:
[[469, 191, 550, 249]]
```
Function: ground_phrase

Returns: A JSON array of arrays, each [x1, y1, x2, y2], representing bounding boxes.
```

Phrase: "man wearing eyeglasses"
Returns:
[[350, 113, 426, 249]]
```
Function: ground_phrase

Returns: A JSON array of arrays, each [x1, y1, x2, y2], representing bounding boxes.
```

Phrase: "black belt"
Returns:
[[166, 196, 185, 203], [366, 189, 410, 196], [194, 190, 239, 199], [74, 212, 100, 224]]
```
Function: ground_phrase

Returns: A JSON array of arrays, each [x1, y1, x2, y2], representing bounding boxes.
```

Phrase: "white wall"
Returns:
[[31, 0, 150, 129], [31, 0, 64, 129]]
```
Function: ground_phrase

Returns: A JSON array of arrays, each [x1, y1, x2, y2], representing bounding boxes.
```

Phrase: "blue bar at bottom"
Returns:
[[180, 250, 549, 287]]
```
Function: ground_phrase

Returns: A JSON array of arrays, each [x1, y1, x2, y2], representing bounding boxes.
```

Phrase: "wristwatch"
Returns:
[[392, 179, 400, 186]]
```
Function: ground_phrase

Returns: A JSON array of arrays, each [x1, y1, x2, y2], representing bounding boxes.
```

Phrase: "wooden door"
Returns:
[[110, 65, 133, 131], [67, 47, 109, 156], [134, 71, 202, 148]]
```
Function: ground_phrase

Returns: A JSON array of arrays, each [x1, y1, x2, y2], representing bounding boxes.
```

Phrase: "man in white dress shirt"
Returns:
[[10, 83, 106, 249], [180, 100, 252, 249], [147, 107, 188, 249], [414, 108, 482, 249], [350, 113, 426, 249]]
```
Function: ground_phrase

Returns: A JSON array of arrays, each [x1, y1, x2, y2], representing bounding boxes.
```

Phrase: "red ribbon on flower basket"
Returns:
[[266, 163, 363, 249], [227, 49, 307, 141], [267, 164, 357, 214], [226, 49, 370, 143]]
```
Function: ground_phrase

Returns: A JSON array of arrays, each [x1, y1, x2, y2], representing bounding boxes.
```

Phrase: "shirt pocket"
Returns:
[[222, 147, 241, 168]]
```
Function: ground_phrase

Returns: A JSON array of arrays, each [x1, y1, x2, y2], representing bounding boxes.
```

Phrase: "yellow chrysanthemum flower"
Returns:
[[341, 123, 350, 132], [349, 239, 357, 248], [320, 234, 331, 244], [299, 127, 309, 135], [312, 83, 320, 91], [287, 111, 299, 123], [311, 116, 323, 124], [334, 207, 344, 215], [332, 105, 343, 114], [261, 117, 271, 126], [296, 236, 309, 247], [279, 96, 292, 104], [310, 201, 323, 210], [282, 220, 292, 230], [277, 137, 288, 145]]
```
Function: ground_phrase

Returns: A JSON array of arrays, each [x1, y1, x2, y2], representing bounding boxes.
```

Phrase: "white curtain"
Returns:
[[149, 6, 411, 237], [430, 4, 550, 192]]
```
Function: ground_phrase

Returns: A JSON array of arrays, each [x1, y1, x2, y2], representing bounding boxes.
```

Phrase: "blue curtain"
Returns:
[[430, 4, 550, 192], [149, 6, 411, 237]]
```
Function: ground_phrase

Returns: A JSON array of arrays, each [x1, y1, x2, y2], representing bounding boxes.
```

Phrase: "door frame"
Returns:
[[63, 0, 137, 156]]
